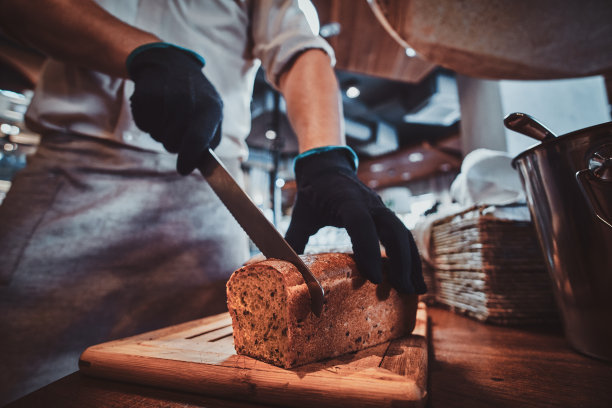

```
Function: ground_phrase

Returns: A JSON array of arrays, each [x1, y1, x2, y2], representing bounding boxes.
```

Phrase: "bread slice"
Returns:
[[226, 252, 418, 368]]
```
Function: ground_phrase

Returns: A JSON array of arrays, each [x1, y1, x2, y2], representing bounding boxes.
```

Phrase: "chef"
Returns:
[[0, 0, 426, 403]]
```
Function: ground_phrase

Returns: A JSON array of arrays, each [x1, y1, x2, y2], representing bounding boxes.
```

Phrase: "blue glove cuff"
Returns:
[[294, 145, 359, 172], [126, 42, 206, 71]]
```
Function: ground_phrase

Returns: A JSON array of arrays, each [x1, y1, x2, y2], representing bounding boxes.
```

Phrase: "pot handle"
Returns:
[[576, 145, 612, 228]]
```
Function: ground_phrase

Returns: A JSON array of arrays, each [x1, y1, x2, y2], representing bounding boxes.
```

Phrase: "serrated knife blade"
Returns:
[[198, 149, 324, 316]]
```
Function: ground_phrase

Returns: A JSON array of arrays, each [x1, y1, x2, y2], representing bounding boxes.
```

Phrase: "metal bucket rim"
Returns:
[[511, 120, 612, 169]]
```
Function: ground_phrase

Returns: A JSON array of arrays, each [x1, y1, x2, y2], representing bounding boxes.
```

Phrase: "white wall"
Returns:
[[457, 75, 611, 157], [499, 76, 611, 156]]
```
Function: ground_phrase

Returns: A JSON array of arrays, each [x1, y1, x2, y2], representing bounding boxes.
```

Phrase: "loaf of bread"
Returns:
[[226, 252, 418, 368]]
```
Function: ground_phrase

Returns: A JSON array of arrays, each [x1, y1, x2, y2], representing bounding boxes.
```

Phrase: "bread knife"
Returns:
[[198, 148, 325, 316]]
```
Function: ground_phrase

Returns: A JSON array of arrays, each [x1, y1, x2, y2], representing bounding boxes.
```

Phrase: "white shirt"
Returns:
[[24, 0, 334, 161]]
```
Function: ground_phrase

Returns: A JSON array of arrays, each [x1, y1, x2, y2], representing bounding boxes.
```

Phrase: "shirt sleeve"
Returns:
[[250, 0, 336, 89]]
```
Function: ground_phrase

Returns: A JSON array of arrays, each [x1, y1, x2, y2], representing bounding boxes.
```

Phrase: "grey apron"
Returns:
[[0, 133, 249, 404]]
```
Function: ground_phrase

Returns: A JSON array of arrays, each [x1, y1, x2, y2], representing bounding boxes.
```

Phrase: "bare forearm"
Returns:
[[0, 0, 159, 77], [279, 49, 344, 153]]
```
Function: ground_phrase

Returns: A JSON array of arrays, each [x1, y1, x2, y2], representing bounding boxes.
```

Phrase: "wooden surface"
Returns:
[[356, 135, 461, 189], [77, 304, 428, 408], [372, 0, 612, 80], [312, 0, 436, 83], [428, 307, 612, 408], [9, 306, 612, 408]]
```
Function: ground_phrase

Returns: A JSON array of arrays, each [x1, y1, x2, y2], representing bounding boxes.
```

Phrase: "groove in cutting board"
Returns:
[[185, 323, 233, 340]]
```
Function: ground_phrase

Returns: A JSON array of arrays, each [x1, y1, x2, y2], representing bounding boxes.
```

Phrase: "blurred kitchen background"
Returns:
[[2, 0, 611, 324]]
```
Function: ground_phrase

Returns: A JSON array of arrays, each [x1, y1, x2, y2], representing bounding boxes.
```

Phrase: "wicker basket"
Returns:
[[430, 205, 559, 325]]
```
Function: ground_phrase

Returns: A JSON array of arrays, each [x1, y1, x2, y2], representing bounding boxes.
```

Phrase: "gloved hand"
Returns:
[[126, 43, 223, 175], [285, 146, 427, 294]]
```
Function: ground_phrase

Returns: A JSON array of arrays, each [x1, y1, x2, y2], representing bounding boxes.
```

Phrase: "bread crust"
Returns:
[[226, 253, 418, 368]]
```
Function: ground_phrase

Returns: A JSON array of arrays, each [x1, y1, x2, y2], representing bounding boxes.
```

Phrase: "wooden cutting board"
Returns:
[[79, 302, 428, 408]]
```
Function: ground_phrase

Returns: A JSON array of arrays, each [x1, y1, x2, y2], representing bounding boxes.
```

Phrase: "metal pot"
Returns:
[[507, 113, 612, 361]]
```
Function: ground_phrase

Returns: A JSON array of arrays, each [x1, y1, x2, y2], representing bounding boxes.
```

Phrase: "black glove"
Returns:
[[126, 43, 222, 175], [285, 146, 427, 294]]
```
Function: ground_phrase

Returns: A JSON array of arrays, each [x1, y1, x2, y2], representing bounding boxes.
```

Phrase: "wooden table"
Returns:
[[8, 306, 612, 408]]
